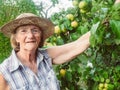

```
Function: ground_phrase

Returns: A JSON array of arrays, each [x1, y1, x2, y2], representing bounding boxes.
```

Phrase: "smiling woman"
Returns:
[[15, 25, 42, 52]]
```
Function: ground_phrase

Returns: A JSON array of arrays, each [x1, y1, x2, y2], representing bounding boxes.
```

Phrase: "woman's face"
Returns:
[[15, 25, 41, 51]]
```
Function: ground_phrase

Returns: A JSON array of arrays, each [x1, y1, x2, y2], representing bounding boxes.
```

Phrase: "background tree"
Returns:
[[35, 0, 59, 18], [48, 0, 120, 90]]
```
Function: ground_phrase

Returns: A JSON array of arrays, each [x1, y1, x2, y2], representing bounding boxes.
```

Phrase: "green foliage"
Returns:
[[0, 33, 11, 63], [49, 0, 120, 89], [50, 0, 59, 6]]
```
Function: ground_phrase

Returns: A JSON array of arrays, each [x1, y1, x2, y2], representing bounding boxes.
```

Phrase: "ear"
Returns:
[[15, 34, 19, 42], [15, 38, 19, 42]]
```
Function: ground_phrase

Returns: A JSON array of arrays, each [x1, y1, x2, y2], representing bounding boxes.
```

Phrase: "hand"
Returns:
[[115, 0, 120, 4]]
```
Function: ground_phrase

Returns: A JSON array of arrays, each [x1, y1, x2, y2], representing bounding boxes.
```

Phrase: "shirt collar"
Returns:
[[9, 49, 44, 73], [36, 49, 44, 67], [9, 50, 23, 73]]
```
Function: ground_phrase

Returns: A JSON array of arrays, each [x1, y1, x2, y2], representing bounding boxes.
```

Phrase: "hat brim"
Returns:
[[0, 16, 54, 40]]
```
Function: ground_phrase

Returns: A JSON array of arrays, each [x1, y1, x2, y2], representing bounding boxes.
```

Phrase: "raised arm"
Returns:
[[0, 74, 9, 90], [47, 31, 90, 65]]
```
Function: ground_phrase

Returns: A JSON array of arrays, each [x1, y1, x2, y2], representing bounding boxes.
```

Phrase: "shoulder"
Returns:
[[38, 48, 50, 58], [0, 56, 12, 78], [0, 57, 11, 70], [0, 73, 9, 90], [38, 48, 53, 66]]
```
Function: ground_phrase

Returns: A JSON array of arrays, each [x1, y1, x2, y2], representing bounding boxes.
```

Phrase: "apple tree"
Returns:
[[47, 0, 120, 90]]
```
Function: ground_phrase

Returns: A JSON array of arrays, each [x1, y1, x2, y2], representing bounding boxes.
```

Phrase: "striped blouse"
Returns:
[[0, 49, 60, 90]]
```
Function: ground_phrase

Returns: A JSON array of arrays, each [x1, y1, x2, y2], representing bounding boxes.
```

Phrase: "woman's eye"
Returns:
[[20, 30, 26, 32], [32, 29, 39, 33]]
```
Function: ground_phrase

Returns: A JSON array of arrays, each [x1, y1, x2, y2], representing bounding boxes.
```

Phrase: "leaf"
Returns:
[[93, 75, 99, 82], [115, 39, 120, 45], [108, 84, 114, 90], [112, 3, 120, 11], [115, 66, 120, 71], [90, 22, 100, 47], [66, 71, 72, 82], [110, 20, 120, 39], [102, 71, 108, 79], [90, 22, 100, 34], [110, 3, 120, 20], [80, 25, 89, 34], [96, 27, 104, 44]]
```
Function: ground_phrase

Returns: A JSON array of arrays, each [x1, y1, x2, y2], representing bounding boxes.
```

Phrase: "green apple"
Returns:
[[72, 0, 78, 6], [79, 1, 88, 9], [66, 14, 74, 21]]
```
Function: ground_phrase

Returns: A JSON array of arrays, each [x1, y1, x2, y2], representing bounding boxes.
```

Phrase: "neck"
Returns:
[[17, 49, 38, 74], [17, 49, 37, 63]]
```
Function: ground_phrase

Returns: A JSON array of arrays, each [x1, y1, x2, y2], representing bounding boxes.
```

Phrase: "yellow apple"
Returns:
[[71, 21, 78, 28], [104, 83, 108, 88], [99, 83, 104, 88], [54, 26, 61, 34], [60, 69, 66, 77]]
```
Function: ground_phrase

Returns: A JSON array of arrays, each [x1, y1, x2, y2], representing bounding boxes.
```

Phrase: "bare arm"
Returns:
[[0, 74, 9, 90], [47, 31, 90, 65], [47, 0, 119, 65]]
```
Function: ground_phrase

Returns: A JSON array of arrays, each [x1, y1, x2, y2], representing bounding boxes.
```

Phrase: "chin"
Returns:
[[25, 47, 37, 51]]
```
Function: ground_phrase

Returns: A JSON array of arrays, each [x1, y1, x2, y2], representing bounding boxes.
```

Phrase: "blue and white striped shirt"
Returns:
[[0, 49, 60, 90]]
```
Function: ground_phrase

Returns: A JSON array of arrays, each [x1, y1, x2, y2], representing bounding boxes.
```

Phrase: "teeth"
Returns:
[[27, 41, 35, 43]]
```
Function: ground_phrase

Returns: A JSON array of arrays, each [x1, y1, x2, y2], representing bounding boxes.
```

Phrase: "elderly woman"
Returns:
[[0, 13, 90, 90]]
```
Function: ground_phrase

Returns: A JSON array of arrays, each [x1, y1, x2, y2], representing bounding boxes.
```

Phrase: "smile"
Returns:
[[26, 41, 36, 43]]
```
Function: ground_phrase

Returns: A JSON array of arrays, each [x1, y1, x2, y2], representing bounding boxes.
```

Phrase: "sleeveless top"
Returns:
[[0, 49, 60, 90]]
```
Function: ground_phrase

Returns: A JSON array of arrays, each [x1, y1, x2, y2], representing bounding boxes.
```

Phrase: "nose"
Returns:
[[26, 30, 34, 38]]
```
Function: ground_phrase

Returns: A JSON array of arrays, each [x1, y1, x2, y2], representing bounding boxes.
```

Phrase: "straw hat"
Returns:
[[0, 13, 54, 40]]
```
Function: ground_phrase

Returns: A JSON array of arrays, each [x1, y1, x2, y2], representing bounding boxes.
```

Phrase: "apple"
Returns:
[[104, 83, 108, 88], [99, 83, 104, 88], [79, 1, 88, 9], [102, 88, 107, 90], [60, 69, 66, 77], [66, 14, 74, 21], [100, 77, 105, 83], [80, 9, 87, 14], [71, 21, 78, 28], [54, 25, 61, 34], [72, 0, 78, 6], [105, 79, 110, 83]]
